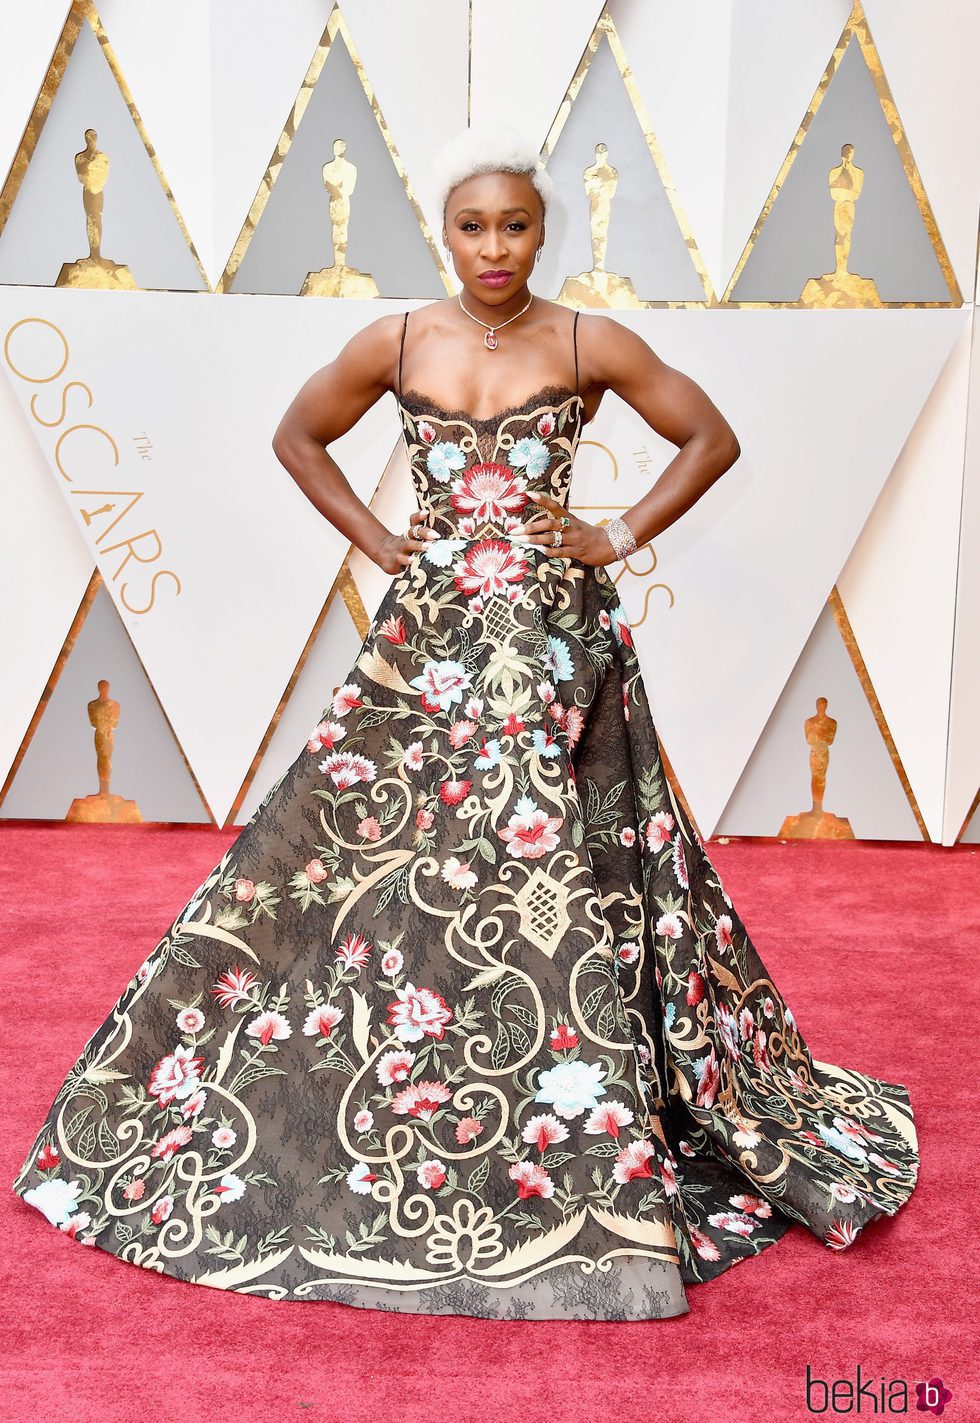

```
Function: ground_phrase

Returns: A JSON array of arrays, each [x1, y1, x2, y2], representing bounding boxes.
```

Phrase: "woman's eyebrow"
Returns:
[[455, 206, 532, 217]]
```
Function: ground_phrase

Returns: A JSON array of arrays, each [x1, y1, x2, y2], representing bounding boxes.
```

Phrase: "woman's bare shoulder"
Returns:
[[330, 309, 410, 395], [341, 302, 453, 387], [573, 309, 664, 385]]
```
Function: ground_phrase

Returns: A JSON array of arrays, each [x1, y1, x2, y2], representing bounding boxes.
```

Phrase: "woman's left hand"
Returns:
[[508, 492, 619, 567]]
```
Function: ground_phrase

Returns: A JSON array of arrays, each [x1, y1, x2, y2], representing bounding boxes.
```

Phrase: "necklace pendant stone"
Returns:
[[484, 329, 497, 350]]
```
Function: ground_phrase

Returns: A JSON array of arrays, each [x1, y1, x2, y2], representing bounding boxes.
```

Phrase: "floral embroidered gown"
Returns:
[[12, 309, 919, 1321]]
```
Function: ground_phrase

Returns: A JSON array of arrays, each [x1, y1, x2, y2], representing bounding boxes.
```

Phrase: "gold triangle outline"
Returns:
[[222, 553, 372, 827], [222, 436, 401, 825], [540, 4, 717, 309], [216, 2, 453, 295], [0, 4, 86, 236], [953, 785, 980, 844], [690, 584, 930, 843], [721, 0, 963, 308], [0, 566, 216, 823], [0, 1, 211, 289], [827, 583, 929, 839], [0, 564, 100, 809], [653, 734, 704, 846]]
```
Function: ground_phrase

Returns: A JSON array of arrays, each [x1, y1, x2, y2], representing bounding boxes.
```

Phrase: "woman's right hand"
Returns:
[[371, 508, 439, 573]]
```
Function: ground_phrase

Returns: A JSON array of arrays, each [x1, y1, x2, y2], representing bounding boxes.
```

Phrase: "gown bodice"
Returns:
[[396, 383, 585, 544]]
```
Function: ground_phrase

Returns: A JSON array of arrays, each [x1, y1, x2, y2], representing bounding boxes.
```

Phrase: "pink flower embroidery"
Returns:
[[497, 798, 563, 860], [509, 1160, 555, 1199], [613, 1139, 657, 1184], [452, 539, 527, 600], [386, 983, 453, 1043], [150, 1125, 194, 1162], [303, 1003, 344, 1038], [148, 1045, 204, 1107], [245, 1011, 291, 1046], [335, 932, 372, 971], [450, 462, 528, 524], [416, 1160, 448, 1190], [212, 966, 260, 1009], [390, 1080, 452, 1120]]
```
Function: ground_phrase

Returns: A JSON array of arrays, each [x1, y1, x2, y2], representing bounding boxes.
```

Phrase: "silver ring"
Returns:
[[559, 515, 570, 528], [552, 528, 563, 547]]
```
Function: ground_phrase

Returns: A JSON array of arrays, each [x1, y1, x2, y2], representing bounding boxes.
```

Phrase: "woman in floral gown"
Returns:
[[11, 125, 919, 1321]]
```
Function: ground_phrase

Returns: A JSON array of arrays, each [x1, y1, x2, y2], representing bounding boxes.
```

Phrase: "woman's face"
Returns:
[[443, 170, 544, 303]]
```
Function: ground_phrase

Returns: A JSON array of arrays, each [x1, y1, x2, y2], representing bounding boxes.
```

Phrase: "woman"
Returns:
[[12, 125, 918, 1322]]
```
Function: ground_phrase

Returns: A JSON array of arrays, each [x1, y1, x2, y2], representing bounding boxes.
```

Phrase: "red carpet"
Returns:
[[1, 824, 974, 1423]]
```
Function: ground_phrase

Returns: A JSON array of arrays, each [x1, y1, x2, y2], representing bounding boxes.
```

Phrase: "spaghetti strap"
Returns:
[[572, 310, 580, 397], [398, 310, 408, 399]]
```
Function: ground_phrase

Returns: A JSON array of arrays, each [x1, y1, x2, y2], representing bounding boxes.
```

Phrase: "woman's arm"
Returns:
[[587, 314, 740, 547], [518, 314, 741, 563], [272, 313, 436, 574]]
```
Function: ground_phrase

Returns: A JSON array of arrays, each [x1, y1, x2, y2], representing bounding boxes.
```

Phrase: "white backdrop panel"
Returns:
[[470, 0, 603, 143], [837, 316, 972, 842], [0, 288, 417, 824], [1, 2, 976, 838], [0, 364, 94, 785], [571, 308, 962, 834], [943, 287, 980, 842]]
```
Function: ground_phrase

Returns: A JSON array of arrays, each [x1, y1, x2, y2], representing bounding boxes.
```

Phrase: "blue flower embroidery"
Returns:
[[818, 1123, 869, 1163], [473, 739, 502, 770], [609, 606, 631, 645], [508, 437, 551, 478], [531, 728, 561, 758], [542, 635, 574, 681], [534, 1059, 607, 1119], [427, 441, 466, 484], [422, 537, 468, 568]]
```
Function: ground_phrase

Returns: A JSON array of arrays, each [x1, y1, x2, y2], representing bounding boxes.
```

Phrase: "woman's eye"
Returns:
[[459, 222, 527, 232]]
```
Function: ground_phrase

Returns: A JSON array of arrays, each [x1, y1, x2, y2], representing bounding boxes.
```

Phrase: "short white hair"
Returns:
[[433, 123, 554, 225]]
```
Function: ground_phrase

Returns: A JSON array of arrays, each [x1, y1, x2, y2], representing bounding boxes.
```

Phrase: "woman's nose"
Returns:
[[481, 235, 508, 259]]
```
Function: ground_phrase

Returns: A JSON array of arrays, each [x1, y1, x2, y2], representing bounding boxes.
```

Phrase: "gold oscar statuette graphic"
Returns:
[[559, 142, 640, 308], [55, 129, 138, 290], [300, 137, 379, 297], [801, 143, 881, 308], [779, 696, 854, 839], [66, 680, 142, 823]]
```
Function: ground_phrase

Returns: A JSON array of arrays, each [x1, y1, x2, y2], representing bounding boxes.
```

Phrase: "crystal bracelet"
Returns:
[[603, 515, 638, 561]]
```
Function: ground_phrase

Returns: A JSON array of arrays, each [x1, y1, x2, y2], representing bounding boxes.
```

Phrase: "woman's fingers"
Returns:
[[512, 511, 576, 546], [406, 509, 438, 543]]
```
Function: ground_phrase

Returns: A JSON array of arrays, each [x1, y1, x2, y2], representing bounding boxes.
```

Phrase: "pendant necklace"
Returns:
[[458, 290, 533, 350]]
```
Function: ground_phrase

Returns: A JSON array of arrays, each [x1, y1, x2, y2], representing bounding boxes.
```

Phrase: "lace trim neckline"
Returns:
[[398, 382, 582, 429]]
